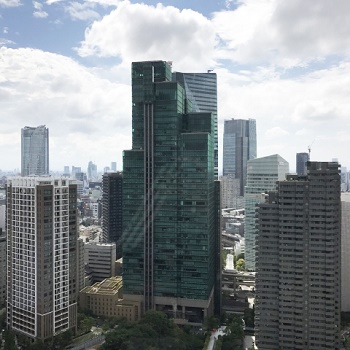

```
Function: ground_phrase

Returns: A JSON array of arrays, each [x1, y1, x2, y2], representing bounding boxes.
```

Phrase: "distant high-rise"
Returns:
[[6, 177, 78, 340], [173, 71, 218, 178], [245, 154, 289, 271], [102, 172, 123, 258], [255, 162, 341, 350], [123, 61, 221, 322], [223, 118, 256, 195], [63, 165, 70, 175], [87, 161, 97, 181], [296, 152, 309, 175], [21, 125, 49, 176], [111, 162, 117, 172]]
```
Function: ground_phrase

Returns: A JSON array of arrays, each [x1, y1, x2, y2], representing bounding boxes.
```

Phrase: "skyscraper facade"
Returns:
[[102, 172, 123, 258], [87, 161, 97, 181], [6, 177, 78, 340], [255, 162, 341, 350], [296, 152, 309, 175], [172, 71, 218, 178], [341, 193, 350, 312], [21, 125, 49, 176], [123, 61, 220, 323], [223, 118, 256, 195], [244, 154, 289, 271]]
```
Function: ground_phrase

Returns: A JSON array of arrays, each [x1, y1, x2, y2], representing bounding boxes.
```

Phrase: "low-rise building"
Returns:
[[79, 277, 140, 322], [84, 242, 116, 283]]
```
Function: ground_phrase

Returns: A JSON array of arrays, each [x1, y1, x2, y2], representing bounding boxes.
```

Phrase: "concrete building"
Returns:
[[84, 242, 116, 283], [296, 152, 309, 176], [21, 125, 49, 176], [102, 172, 123, 257], [79, 277, 140, 322], [341, 192, 350, 311], [244, 154, 289, 271], [77, 238, 85, 293], [6, 177, 78, 340], [255, 162, 341, 350], [223, 118, 257, 196], [123, 60, 221, 323], [220, 175, 243, 209], [0, 204, 5, 231], [0, 233, 6, 306]]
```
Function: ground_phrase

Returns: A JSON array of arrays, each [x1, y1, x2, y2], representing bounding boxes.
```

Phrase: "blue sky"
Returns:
[[1, 0, 350, 172]]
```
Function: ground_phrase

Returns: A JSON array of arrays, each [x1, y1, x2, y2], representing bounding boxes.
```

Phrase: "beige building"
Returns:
[[6, 177, 78, 340], [79, 277, 140, 322]]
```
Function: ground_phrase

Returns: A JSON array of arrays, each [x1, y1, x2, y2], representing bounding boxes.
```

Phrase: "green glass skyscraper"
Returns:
[[123, 61, 220, 323]]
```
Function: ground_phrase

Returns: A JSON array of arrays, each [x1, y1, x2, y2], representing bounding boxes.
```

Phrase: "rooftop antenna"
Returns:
[[308, 139, 315, 160], [207, 69, 213, 73]]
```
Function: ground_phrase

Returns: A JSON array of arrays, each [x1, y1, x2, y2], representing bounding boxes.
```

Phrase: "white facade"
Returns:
[[84, 242, 116, 283]]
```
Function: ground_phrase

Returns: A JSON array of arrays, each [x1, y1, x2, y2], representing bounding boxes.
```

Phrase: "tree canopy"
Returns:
[[101, 310, 205, 350]]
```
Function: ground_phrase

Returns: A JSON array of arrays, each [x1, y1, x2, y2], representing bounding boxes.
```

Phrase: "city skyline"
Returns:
[[1, 1, 350, 171]]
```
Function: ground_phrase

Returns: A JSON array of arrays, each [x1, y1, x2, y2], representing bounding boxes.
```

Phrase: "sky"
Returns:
[[1, 0, 350, 173]]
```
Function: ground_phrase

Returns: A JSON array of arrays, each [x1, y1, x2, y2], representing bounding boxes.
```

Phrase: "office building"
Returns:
[[71, 166, 81, 179], [223, 118, 256, 196], [21, 125, 49, 176], [0, 233, 6, 306], [296, 152, 309, 175], [102, 172, 123, 258], [6, 177, 78, 340], [111, 162, 117, 172], [172, 71, 218, 178], [63, 166, 70, 176], [220, 175, 243, 209], [123, 60, 221, 323], [244, 154, 289, 271], [255, 162, 341, 350], [84, 242, 116, 283]]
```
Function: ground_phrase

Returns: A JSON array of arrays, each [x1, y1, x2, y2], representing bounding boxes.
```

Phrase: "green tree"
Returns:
[[236, 258, 245, 271], [3, 330, 18, 350], [243, 306, 255, 328]]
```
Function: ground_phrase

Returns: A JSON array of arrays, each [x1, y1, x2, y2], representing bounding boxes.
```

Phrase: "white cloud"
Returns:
[[0, 38, 15, 45], [46, 0, 64, 4], [0, 0, 21, 7], [216, 59, 350, 169], [33, 10, 48, 18], [3, 27, 8, 34], [33, 1, 48, 18], [0, 47, 131, 170], [86, 0, 120, 6], [212, 0, 350, 67], [64, 1, 100, 21], [77, 1, 217, 71]]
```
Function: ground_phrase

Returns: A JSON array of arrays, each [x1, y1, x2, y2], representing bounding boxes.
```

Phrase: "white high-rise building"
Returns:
[[245, 154, 289, 271], [21, 125, 49, 176], [6, 177, 78, 340]]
